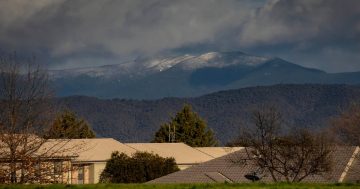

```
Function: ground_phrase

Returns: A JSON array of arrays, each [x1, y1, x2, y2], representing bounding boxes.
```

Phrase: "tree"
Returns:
[[331, 102, 360, 177], [0, 54, 78, 183], [331, 102, 360, 145], [152, 104, 218, 147], [231, 106, 333, 182], [45, 110, 96, 139], [99, 151, 179, 183]]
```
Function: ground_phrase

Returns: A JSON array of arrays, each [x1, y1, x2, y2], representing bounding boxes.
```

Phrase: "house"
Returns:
[[37, 140, 238, 184], [149, 146, 360, 183], [66, 141, 242, 183], [0, 135, 77, 184], [45, 138, 137, 184], [0, 138, 137, 184]]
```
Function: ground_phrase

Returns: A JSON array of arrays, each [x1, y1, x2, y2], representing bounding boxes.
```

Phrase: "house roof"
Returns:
[[70, 138, 136, 162], [125, 143, 213, 165], [302, 146, 357, 183], [42, 138, 136, 162], [0, 135, 76, 160], [149, 146, 359, 183], [195, 147, 243, 158]]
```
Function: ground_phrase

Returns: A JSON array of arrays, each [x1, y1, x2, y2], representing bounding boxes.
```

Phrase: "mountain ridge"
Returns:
[[50, 51, 268, 78], [51, 51, 360, 99], [58, 84, 360, 144]]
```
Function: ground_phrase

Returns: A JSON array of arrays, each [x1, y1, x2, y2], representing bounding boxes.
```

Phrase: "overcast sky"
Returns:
[[0, 0, 359, 72]]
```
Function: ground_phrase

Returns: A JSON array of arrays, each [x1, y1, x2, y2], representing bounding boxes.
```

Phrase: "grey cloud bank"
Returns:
[[0, 0, 359, 72]]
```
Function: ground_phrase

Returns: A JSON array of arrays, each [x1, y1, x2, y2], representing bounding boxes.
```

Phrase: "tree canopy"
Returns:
[[46, 110, 96, 139], [152, 104, 218, 147], [100, 151, 179, 183]]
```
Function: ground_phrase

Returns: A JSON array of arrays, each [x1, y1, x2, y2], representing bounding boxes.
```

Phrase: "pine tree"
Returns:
[[152, 104, 218, 147], [45, 110, 96, 139]]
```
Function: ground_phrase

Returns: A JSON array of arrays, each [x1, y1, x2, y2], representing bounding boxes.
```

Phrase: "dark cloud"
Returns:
[[239, 1, 359, 46], [0, 0, 359, 72], [0, 0, 253, 56], [234, 0, 360, 72]]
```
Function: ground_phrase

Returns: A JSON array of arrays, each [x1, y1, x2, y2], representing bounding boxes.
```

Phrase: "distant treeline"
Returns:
[[57, 84, 360, 144]]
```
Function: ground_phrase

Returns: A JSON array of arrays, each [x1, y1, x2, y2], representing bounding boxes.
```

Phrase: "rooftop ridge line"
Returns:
[[193, 148, 216, 158]]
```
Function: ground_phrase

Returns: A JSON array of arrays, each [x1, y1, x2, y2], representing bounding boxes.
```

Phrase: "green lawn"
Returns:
[[1, 183, 360, 189]]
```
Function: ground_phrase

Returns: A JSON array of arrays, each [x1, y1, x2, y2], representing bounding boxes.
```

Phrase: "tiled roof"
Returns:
[[150, 146, 359, 183], [205, 172, 233, 183], [302, 146, 357, 183], [195, 147, 243, 158], [149, 149, 263, 183], [344, 147, 360, 183]]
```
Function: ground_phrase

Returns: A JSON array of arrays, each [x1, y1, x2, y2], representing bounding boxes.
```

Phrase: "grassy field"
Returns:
[[0, 183, 360, 189]]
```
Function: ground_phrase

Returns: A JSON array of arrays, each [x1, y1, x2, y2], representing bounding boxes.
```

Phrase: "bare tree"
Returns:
[[331, 102, 360, 145], [330, 102, 360, 178], [0, 54, 80, 183], [232, 106, 333, 182]]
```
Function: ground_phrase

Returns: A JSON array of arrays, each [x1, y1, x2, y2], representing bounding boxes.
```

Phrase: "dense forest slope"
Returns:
[[58, 84, 360, 144]]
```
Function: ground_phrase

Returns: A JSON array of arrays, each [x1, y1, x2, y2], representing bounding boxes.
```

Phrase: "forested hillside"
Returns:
[[57, 84, 360, 144]]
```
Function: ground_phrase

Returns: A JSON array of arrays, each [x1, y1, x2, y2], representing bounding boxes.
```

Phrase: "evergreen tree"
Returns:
[[152, 104, 218, 147], [45, 110, 96, 139]]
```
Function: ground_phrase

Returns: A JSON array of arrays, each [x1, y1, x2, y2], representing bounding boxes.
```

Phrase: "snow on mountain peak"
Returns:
[[176, 51, 269, 70], [146, 54, 194, 71], [50, 51, 270, 79], [198, 52, 219, 61]]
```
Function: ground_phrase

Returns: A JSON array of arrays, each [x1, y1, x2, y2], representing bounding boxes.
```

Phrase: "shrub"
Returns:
[[100, 151, 179, 183]]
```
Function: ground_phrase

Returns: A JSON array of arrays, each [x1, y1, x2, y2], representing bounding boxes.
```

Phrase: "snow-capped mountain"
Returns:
[[51, 51, 360, 99], [50, 51, 269, 79]]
